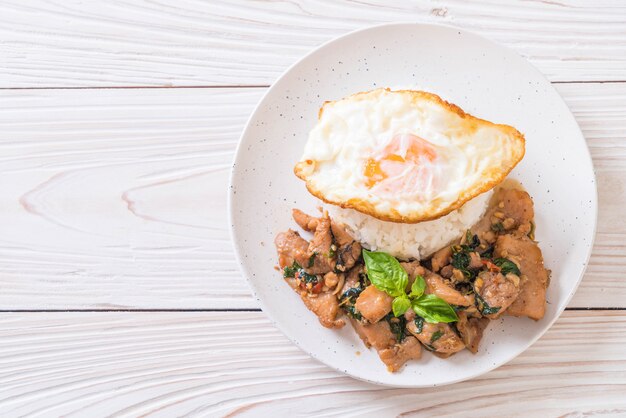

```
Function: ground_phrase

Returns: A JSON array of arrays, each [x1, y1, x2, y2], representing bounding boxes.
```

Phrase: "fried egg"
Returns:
[[294, 89, 525, 223]]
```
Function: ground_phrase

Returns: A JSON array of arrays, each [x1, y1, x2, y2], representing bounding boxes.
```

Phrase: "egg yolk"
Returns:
[[364, 133, 437, 192]]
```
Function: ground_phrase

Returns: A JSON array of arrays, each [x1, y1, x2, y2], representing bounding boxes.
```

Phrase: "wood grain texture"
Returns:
[[1, 0, 626, 87], [0, 311, 625, 417], [0, 83, 624, 309]]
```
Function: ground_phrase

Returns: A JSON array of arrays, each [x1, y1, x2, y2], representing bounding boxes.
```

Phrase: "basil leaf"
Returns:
[[340, 287, 363, 303], [362, 250, 408, 297], [283, 261, 318, 284], [410, 275, 426, 298], [343, 304, 362, 320], [451, 251, 470, 270], [392, 295, 411, 317], [411, 294, 458, 323], [385, 313, 407, 342], [430, 330, 443, 344], [491, 222, 504, 232], [283, 261, 301, 278], [464, 230, 480, 250], [493, 257, 521, 276], [308, 252, 317, 268], [413, 316, 424, 334], [475, 292, 501, 316]]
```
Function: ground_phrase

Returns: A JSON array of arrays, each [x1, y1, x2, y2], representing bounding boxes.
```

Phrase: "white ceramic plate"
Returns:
[[229, 23, 597, 387]]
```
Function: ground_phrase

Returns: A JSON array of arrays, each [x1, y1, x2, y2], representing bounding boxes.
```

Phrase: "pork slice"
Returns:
[[292, 208, 319, 232], [274, 229, 310, 269], [355, 285, 393, 323], [307, 214, 336, 274], [330, 220, 355, 247], [341, 265, 363, 295], [431, 246, 452, 272], [424, 269, 471, 306], [406, 320, 465, 357], [472, 188, 534, 240], [300, 291, 344, 329], [350, 318, 395, 350], [474, 271, 521, 319], [495, 234, 548, 320], [336, 241, 361, 273], [378, 336, 422, 372], [456, 311, 490, 353]]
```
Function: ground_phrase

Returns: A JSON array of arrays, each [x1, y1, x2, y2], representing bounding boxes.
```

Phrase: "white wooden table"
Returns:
[[1, 1, 625, 416]]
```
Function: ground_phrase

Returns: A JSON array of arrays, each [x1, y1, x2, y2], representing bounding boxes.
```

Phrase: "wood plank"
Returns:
[[0, 83, 624, 309], [0, 311, 625, 416], [0, 0, 625, 87]]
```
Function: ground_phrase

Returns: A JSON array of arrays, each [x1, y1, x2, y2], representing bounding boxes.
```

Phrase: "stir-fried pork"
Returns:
[[431, 246, 452, 272], [472, 188, 534, 243], [456, 311, 490, 353], [275, 229, 311, 269], [355, 285, 393, 323], [378, 336, 423, 372], [406, 321, 465, 358], [495, 234, 549, 320], [474, 271, 521, 319], [424, 269, 472, 307]]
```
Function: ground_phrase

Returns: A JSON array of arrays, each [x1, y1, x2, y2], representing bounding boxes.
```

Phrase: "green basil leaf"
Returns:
[[392, 295, 411, 317], [283, 261, 301, 278], [385, 313, 407, 342], [493, 257, 521, 276], [430, 330, 443, 344], [451, 251, 470, 270], [307, 252, 317, 268], [475, 292, 501, 316], [411, 294, 458, 323], [410, 275, 426, 298], [362, 250, 408, 297], [413, 316, 424, 334]]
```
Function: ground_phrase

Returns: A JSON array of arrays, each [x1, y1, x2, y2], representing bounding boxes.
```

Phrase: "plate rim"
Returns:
[[228, 21, 598, 388]]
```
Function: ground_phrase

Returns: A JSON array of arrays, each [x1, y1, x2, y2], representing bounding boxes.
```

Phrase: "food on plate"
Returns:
[[274, 89, 549, 372], [294, 88, 525, 224]]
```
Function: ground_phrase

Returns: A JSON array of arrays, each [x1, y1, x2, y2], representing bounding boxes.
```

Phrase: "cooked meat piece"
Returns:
[[424, 269, 471, 306], [474, 271, 521, 319], [440, 264, 453, 278], [472, 188, 534, 240], [495, 234, 549, 320], [461, 294, 480, 317], [401, 261, 424, 279], [406, 320, 465, 358], [330, 220, 355, 247], [283, 277, 344, 329], [431, 246, 452, 272], [274, 229, 311, 269], [300, 291, 345, 329], [309, 214, 333, 256], [456, 311, 490, 353], [336, 241, 361, 273], [341, 265, 363, 295], [307, 214, 336, 274], [350, 318, 395, 350], [378, 336, 422, 372], [292, 208, 319, 232], [355, 285, 393, 323], [469, 252, 483, 269], [403, 307, 416, 322]]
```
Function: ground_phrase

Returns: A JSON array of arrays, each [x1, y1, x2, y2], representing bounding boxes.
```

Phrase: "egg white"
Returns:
[[295, 88, 525, 223]]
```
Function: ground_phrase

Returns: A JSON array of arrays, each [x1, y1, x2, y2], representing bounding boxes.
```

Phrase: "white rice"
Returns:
[[327, 190, 493, 261]]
